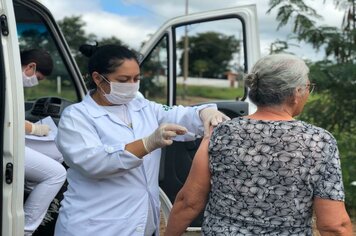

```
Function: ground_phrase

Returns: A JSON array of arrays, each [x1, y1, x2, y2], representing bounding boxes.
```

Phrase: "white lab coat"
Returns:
[[54, 92, 215, 236]]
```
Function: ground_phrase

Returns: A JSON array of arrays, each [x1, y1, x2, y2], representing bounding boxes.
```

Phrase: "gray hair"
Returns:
[[244, 53, 309, 106]]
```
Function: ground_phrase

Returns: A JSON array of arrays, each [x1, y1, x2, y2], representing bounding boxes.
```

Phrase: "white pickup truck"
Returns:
[[0, 0, 260, 235]]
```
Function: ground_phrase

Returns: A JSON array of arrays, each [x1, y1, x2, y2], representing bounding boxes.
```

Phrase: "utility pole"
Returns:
[[183, 0, 189, 100]]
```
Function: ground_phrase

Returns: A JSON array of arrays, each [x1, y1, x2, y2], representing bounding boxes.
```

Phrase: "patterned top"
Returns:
[[202, 117, 345, 236]]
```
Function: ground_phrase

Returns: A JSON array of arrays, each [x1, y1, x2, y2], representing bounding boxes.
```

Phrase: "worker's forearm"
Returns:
[[125, 139, 148, 159]]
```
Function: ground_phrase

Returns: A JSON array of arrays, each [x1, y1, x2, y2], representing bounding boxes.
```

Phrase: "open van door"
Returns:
[[138, 4, 260, 231], [2, 0, 85, 235], [1, 0, 26, 235]]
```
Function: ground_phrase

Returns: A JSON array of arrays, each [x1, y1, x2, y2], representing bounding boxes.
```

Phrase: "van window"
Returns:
[[175, 18, 245, 106], [140, 36, 168, 104], [139, 17, 246, 106], [14, 3, 78, 103]]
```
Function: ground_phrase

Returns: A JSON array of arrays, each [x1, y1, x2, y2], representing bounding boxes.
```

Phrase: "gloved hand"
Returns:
[[199, 108, 230, 137], [30, 123, 50, 136], [142, 124, 187, 153]]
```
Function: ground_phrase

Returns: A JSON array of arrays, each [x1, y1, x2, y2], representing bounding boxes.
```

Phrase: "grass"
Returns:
[[176, 84, 244, 100], [24, 79, 78, 102]]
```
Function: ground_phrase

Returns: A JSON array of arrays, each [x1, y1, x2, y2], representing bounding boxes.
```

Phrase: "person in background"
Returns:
[[53, 43, 230, 236], [22, 48, 53, 137], [21, 49, 67, 236], [164, 54, 353, 236]]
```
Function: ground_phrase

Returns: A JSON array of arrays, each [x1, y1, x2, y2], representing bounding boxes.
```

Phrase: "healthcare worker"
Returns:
[[21, 49, 67, 236], [54, 44, 230, 236]]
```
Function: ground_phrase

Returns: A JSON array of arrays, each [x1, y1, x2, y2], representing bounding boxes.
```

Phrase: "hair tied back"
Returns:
[[245, 72, 260, 90], [79, 41, 99, 58]]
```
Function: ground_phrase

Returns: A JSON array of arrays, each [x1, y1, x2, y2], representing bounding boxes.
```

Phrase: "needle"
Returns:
[[185, 131, 202, 139]]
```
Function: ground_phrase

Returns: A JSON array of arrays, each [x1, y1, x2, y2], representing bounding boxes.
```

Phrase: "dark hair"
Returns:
[[79, 43, 139, 89], [20, 49, 54, 76]]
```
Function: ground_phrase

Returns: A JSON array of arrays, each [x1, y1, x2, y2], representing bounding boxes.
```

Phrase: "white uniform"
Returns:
[[54, 93, 215, 236], [24, 147, 66, 236], [24, 118, 66, 235], [25, 139, 64, 163]]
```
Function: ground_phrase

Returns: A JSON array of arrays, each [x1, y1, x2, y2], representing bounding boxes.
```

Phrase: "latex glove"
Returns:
[[142, 124, 187, 153], [30, 123, 50, 136], [199, 108, 230, 137]]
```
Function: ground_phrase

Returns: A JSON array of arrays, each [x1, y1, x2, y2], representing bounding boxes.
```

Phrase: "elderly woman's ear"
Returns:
[[286, 94, 298, 105], [293, 84, 308, 99]]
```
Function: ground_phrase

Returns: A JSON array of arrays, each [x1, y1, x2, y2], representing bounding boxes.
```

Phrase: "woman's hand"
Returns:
[[25, 121, 50, 136], [199, 108, 230, 137], [142, 123, 187, 153]]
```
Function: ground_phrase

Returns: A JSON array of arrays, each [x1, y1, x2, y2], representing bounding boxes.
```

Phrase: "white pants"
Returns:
[[24, 146, 66, 235], [25, 139, 64, 163]]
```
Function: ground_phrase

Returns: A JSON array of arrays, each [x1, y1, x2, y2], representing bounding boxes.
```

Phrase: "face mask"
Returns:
[[22, 67, 39, 87], [99, 75, 140, 105]]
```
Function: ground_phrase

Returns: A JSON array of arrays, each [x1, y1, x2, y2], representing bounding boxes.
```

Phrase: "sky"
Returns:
[[38, 0, 345, 61]]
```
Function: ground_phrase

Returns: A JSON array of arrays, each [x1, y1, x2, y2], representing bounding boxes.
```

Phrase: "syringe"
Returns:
[[185, 131, 202, 139]]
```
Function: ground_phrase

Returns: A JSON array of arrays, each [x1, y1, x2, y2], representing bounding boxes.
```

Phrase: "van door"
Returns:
[[2, 0, 86, 235], [138, 4, 260, 230], [1, 0, 26, 235]]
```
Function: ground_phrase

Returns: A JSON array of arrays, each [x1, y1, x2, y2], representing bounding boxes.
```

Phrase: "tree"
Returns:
[[57, 16, 126, 76], [57, 16, 94, 56], [97, 36, 126, 48], [18, 29, 51, 50], [177, 32, 240, 78], [268, 0, 356, 63]]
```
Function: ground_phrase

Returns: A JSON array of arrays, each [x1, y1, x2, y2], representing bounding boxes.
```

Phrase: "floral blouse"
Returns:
[[202, 117, 345, 236]]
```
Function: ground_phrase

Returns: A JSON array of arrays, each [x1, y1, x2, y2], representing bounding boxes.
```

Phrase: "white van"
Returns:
[[0, 0, 260, 235]]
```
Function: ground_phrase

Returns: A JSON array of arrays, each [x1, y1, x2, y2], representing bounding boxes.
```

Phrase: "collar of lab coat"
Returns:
[[82, 91, 148, 118]]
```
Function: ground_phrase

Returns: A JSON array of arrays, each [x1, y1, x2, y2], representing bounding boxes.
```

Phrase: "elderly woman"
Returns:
[[164, 54, 353, 235]]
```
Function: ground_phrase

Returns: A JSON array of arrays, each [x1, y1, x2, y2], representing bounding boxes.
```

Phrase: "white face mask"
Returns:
[[99, 75, 140, 105], [22, 67, 39, 87]]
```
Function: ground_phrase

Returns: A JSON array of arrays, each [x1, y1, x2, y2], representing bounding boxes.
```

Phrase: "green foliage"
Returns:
[[193, 60, 209, 77], [267, 0, 322, 31], [302, 61, 356, 132], [57, 16, 126, 76], [335, 133, 356, 216], [177, 32, 240, 78], [139, 39, 167, 98], [301, 93, 356, 217], [24, 79, 78, 102], [269, 39, 301, 54], [57, 16, 88, 56], [19, 29, 52, 50], [139, 76, 164, 98], [57, 16, 90, 76]]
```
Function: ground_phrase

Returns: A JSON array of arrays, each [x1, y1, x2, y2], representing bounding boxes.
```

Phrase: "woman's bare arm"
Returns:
[[164, 137, 211, 236], [314, 197, 353, 236]]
